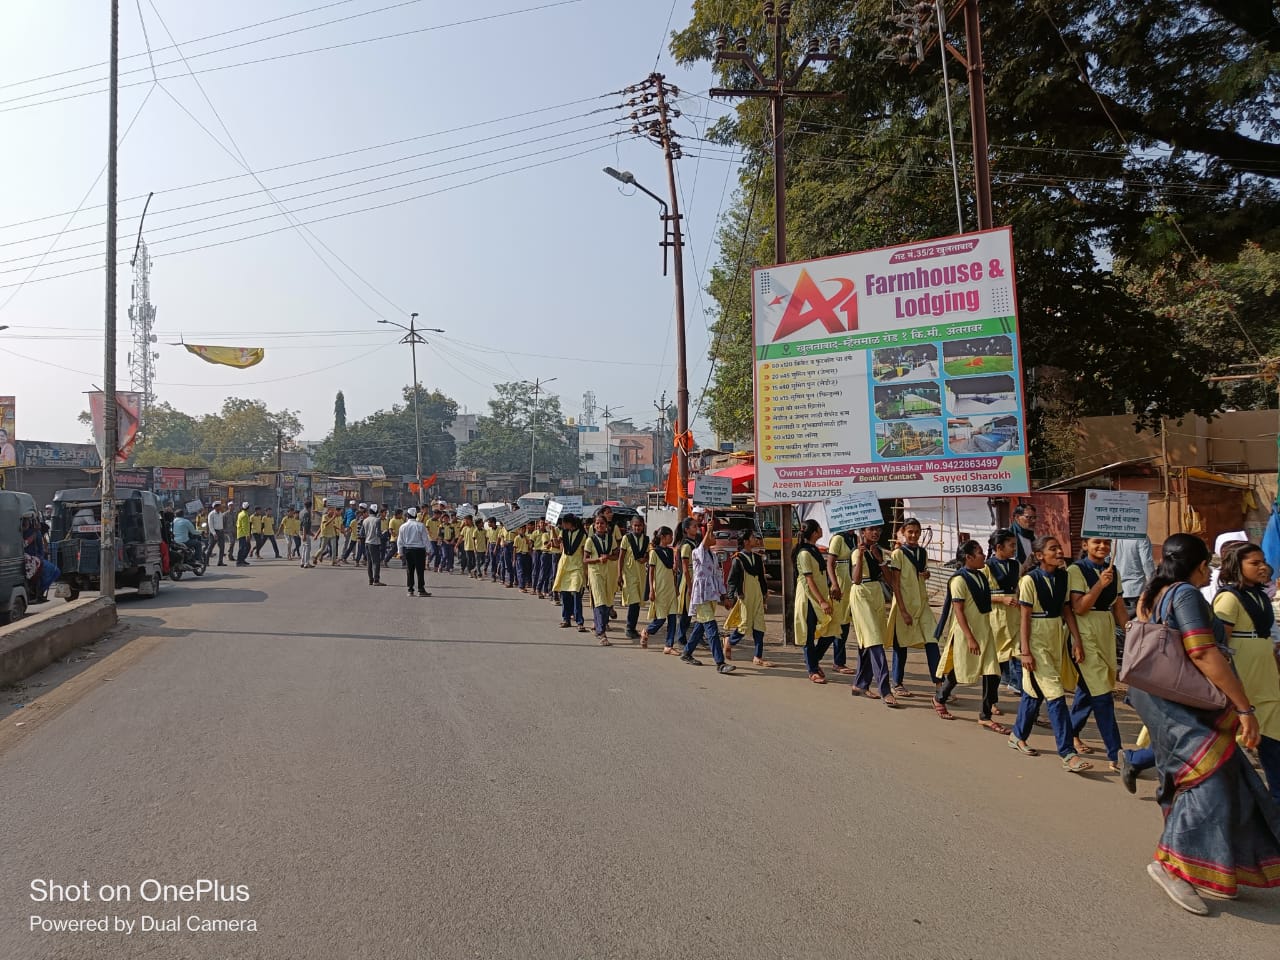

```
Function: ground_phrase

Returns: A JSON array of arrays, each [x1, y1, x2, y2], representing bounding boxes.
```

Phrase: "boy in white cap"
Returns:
[[398, 507, 431, 596], [206, 501, 226, 566]]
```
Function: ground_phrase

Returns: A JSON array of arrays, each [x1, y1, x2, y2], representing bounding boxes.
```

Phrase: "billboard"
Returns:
[[87, 391, 143, 464], [752, 227, 1030, 503], [0, 397, 14, 468], [16, 441, 100, 469]]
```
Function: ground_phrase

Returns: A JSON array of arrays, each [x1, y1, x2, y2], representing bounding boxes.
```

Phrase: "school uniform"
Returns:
[[850, 543, 893, 698], [682, 542, 728, 666], [677, 538, 696, 646], [584, 530, 615, 635], [531, 529, 547, 595], [888, 543, 939, 688], [725, 550, 768, 660], [793, 544, 836, 676], [514, 532, 532, 589], [646, 546, 680, 646], [1067, 559, 1124, 761], [1010, 569, 1077, 758], [260, 513, 280, 558], [552, 528, 587, 626], [502, 527, 517, 587], [619, 532, 650, 634], [1213, 586, 1280, 803], [935, 568, 1000, 718], [986, 556, 1021, 690], [826, 534, 856, 670]]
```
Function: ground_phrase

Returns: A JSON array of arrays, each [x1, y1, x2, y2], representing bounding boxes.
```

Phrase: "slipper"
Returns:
[[1074, 741, 1096, 755], [640, 639, 648, 649], [884, 696, 900, 709], [559, 621, 571, 628], [663, 647, 678, 655], [1007, 737, 1040, 756], [809, 673, 827, 684], [752, 658, 774, 667], [577, 626, 589, 633], [865, 690, 882, 700], [979, 720, 1011, 735], [933, 699, 955, 720], [990, 705, 1005, 717], [1062, 754, 1093, 774], [832, 666, 856, 675], [891, 685, 915, 699], [598, 637, 612, 646]]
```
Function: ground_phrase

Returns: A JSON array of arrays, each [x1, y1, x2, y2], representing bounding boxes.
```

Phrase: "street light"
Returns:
[[522, 377, 557, 494], [604, 165, 688, 519], [379, 314, 444, 505]]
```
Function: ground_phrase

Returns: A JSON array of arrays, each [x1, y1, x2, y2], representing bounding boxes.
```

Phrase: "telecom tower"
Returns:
[[127, 239, 158, 428], [581, 390, 596, 427]]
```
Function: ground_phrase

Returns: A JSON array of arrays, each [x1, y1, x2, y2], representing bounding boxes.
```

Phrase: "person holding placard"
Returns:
[[531, 519, 548, 599], [793, 518, 836, 684], [1067, 538, 1129, 767], [887, 518, 939, 699], [850, 525, 904, 707], [934, 540, 1007, 731], [643, 526, 681, 652], [675, 517, 700, 649], [680, 510, 735, 673], [552, 514, 588, 631], [1008, 536, 1091, 773], [987, 530, 1023, 697], [618, 515, 650, 641], [824, 528, 859, 676]]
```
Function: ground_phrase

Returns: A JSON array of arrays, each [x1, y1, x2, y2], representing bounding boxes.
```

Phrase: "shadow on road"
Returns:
[[131, 586, 269, 608]]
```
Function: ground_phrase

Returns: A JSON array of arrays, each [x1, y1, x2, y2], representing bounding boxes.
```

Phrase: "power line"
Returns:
[[0, 0, 587, 114]]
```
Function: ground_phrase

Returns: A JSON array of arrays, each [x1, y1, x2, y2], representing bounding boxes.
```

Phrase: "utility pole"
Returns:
[[378, 314, 443, 508], [711, 1, 839, 643], [275, 429, 283, 519], [526, 377, 558, 493], [100, 0, 120, 601], [901, 0, 994, 230], [600, 403, 621, 496], [653, 392, 667, 483], [623, 73, 690, 522]]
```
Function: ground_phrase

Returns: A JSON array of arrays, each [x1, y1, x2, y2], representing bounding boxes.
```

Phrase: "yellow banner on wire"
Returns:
[[184, 344, 265, 369]]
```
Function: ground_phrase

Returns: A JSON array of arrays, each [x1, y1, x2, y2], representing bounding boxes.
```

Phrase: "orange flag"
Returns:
[[664, 431, 694, 507], [423, 473, 438, 489]]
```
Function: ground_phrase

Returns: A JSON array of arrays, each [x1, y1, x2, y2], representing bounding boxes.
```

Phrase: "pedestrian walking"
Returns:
[[235, 502, 252, 566], [259, 508, 281, 559], [206, 501, 227, 566], [397, 507, 431, 597], [934, 540, 1006, 731], [250, 507, 265, 558], [584, 513, 616, 643], [987, 531, 1022, 694], [724, 529, 772, 666], [363, 506, 386, 586], [299, 504, 314, 567], [617, 515, 649, 639], [888, 518, 940, 699], [1067, 538, 1129, 766], [552, 514, 587, 630], [680, 510, 734, 674], [793, 518, 837, 684], [850, 525, 902, 707]]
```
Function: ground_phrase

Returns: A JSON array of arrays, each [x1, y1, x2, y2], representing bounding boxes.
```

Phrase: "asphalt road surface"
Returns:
[[1, 559, 1277, 959]]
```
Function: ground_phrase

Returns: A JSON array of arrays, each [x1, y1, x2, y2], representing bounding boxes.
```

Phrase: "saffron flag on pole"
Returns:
[[423, 473, 437, 489], [184, 344, 265, 368], [664, 431, 694, 507]]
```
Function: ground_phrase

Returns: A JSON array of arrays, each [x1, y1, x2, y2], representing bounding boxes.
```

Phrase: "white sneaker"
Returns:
[[1146, 861, 1209, 915]]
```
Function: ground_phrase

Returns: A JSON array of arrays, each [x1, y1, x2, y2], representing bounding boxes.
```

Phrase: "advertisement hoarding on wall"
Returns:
[[0, 397, 15, 468], [752, 227, 1030, 504]]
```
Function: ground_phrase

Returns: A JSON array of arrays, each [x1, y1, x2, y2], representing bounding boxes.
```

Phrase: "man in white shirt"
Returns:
[[397, 508, 431, 597], [206, 501, 226, 566], [362, 506, 386, 586]]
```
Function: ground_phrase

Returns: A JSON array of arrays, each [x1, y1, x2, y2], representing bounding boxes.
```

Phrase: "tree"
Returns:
[[458, 382, 576, 476], [117, 397, 302, 478], [312, 386, 457, 478], [334, 391, 347, 435], [672, 1, 1280, 456]]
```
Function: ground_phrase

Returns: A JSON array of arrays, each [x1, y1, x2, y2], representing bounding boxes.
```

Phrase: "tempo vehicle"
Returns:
[[49, 488, 164, 600], [0, 490, 39, 623]]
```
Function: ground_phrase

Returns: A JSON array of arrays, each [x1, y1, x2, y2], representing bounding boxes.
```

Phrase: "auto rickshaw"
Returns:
[[49, 488, 164, 600], [0, 490, 38, 623]]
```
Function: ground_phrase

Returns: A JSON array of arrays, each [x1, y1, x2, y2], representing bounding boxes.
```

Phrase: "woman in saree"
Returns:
[[1131, 533, 1280, 915]]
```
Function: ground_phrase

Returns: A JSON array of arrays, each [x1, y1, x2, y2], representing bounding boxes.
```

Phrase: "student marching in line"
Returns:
[[584, 513, 616, 643], [531, 520, 547, 598], [617, 515, 649, 640], [542, 521, 561, 602], [281, 509, 300, 560], [1212, 541, 1280, 803], [675, 517, 699, 649], [1067, 538, 1129, 768], [644, 526, 680, 652], [934, 540, 1007, 731], [553, 514, 588, 631], [459, 516, 477, 577], [1008, 535, 1092, 773], [249, 507, 265, 558], [888, 518, 939, 699], [987, 531, 1022, 695], [514, 523, 533, 591], [725, 529, 773, 667], [794, 518, 837, 684], [503, 522, 518, 588], [824, 525, 860, 676], [680, 510, 735, 673], [850, 524, 905, 707], [260, 509, 280, 559]]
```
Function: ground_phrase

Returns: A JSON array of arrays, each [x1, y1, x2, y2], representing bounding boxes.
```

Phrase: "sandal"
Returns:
[[979, 720, 1011, 735], [663, 646, 678, 655], [577, 626, 589, 633], [865, 690, 882, 700], [990, 705, 1005, 717], [832, 666, 856, 675], [891, 685, 915, 699], [1062, 753, 1093, 774], [1007, 737, 1040, 757], [809, 673, 827, 684], [598, 637, 612, 646], [933, 699, 955, 720], [559, 621, 571, 629], [1074, 739, 1096, 755], [752, 657, 774, 667], [884, 695, 900, 709], [640, 638, 648, 649]]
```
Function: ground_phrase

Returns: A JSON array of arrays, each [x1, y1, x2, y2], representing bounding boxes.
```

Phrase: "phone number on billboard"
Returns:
[[940, 482, 1009, 494]]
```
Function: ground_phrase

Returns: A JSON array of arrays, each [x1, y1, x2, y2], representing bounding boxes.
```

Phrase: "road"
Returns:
[[1, 559, 1276, 959]]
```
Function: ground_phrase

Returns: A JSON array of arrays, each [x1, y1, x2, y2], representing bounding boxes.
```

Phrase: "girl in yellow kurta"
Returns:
[[986, 530, 1022, 698], [793, 519, 836, 684], [1009, 536, 1090, 772], [1212, 542, 1280, 802], [850, 525, 905, 707], [1067, 538, 1128, 765], [825, 530, 858, 675], [584, 514, 616, 644], [552, 515, 587, 630], [617, 516, 650, 644], [644, 527, 680, 652], [725, 529, 772, 666], [887, 518, 939, 699], [935, 540, 1006, 731]]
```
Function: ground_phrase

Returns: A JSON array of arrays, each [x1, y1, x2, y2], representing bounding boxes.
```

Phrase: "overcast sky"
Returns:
[[0, 0, 738, 447]]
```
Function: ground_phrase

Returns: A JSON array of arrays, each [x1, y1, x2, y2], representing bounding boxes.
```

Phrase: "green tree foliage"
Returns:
[[672, 1, 1280, 457], [334, 391, 347, 434], [128, 398, 303, 478], [312, 386, 457, 479], [458, 382, 576, 476]]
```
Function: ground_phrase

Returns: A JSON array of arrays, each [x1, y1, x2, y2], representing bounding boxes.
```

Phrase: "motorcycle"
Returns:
[[169, 535, 208, 580]]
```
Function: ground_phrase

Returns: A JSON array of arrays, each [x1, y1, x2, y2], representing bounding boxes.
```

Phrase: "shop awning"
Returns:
[[686, 462, 755, 496], [1185, 467, 1251, 489]]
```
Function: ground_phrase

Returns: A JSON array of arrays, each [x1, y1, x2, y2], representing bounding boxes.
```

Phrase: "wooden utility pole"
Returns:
[[710, 2, 839, 643], [100, 0, 120, 600]]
